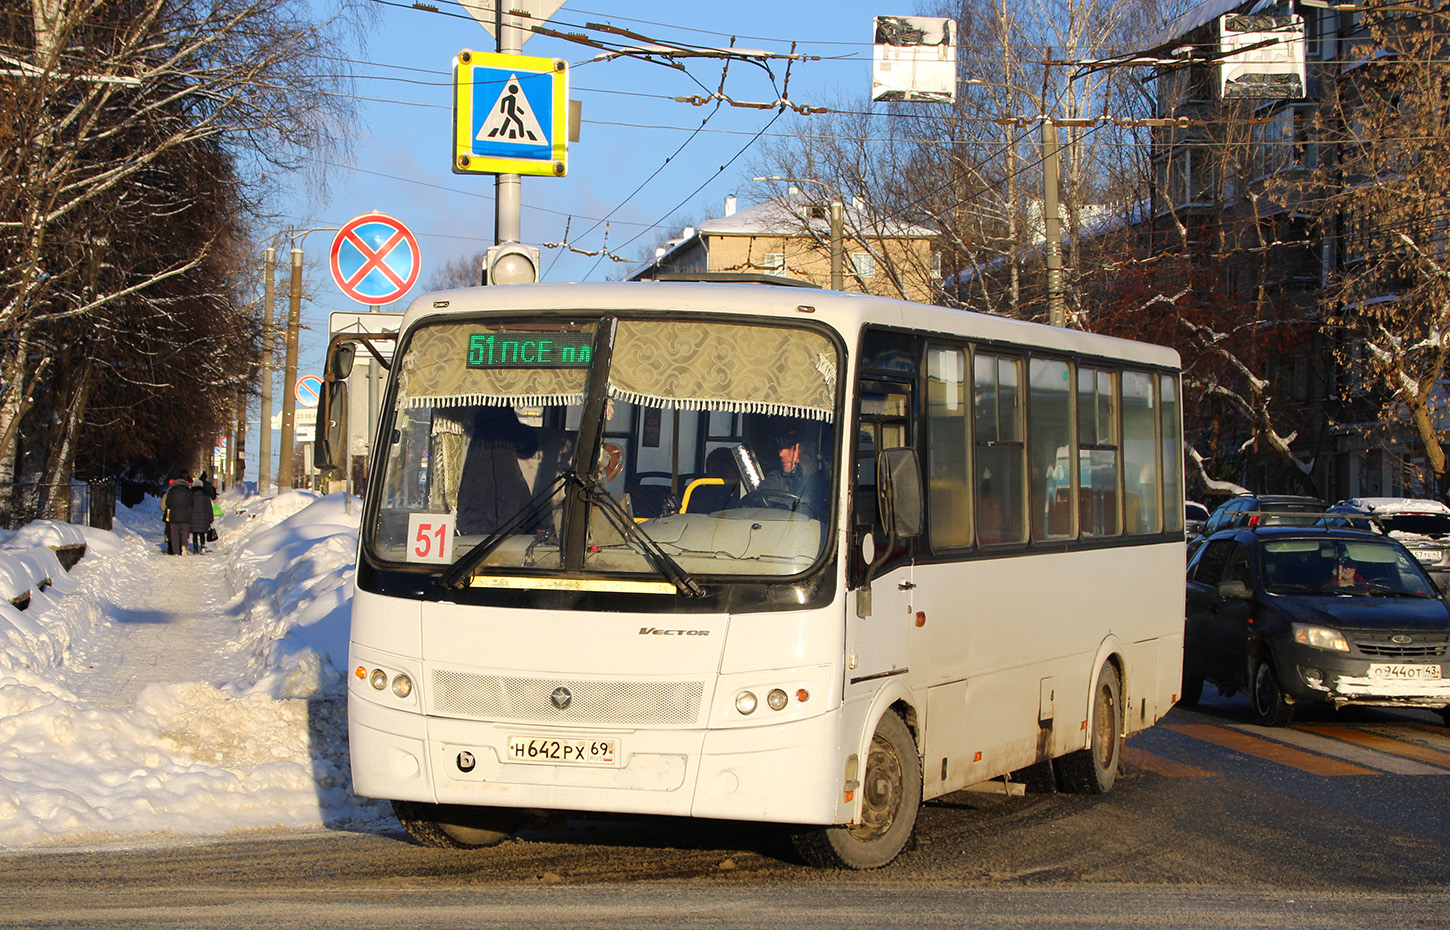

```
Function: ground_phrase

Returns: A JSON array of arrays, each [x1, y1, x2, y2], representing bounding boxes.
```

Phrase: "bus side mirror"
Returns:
[[877, 447, 923, 539], [328, 343, 356, 380], [315, 380, 347, 472]]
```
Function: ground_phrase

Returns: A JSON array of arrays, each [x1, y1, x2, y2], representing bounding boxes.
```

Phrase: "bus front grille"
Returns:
[[430, 670, 705, 726]]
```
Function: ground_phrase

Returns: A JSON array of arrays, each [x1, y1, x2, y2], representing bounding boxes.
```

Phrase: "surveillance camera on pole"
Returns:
[[484, 242, 540, 285]]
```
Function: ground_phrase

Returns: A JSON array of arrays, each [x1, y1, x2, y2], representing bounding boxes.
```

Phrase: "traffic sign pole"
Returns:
[[496, 4, 522, 247]]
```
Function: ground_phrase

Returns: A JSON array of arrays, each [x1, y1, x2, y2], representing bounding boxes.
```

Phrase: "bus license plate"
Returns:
[[1412, 549, 1440, 563], [1369, 664, 1441, 680], [507, 736, 618, 766]]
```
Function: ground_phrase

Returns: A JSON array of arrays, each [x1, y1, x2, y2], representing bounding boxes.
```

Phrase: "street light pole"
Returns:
[[272, 226, 337, 491], [965, 78, 1068, 327], [1042, 121, 1066, 327], [259, 247, 275, 496], [830, 200, 844, 291], [277, 245, 302, 489], [754, 176, 846, 290]]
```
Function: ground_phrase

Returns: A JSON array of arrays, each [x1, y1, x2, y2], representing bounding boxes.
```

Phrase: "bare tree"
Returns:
[[0, 0, 359, 520], [1312, 7, 1450, 494]]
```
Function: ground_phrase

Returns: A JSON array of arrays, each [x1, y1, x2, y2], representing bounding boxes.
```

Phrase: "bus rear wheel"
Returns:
[[1055, 662, 1123, 794], [791, 711, 921, 870], [391, 801, 521, 849]]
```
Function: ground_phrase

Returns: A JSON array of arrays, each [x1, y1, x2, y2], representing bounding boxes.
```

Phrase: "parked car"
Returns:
[[1183, 524, 1450, 727], [1199, 494, 1328, 537], [1188, 494, 1328, 560], [1326, 498, 1450, 596], [1185, 501, 1210, 538]]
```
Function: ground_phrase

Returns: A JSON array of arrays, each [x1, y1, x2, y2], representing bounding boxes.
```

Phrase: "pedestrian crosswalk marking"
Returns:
[[1224, 723, 1450, 776], [1138, 721, 1450, 777], [1124, 746, 1218, 777], [1162, 724, 1378, 776], [1297, 724, 1450, 771]]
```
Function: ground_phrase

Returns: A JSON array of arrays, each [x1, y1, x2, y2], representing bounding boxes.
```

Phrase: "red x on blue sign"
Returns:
[[329, 213, 421, 305]]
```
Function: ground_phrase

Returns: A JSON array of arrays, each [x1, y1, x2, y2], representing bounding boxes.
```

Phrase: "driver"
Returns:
[[756, 427, 828, 518], [1324, 560, 1367, 590]]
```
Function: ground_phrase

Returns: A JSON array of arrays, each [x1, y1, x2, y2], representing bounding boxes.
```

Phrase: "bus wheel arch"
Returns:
[[791, 706, 922, 869], [391, 800, 522, 849], [1055, 657, 1124, 794]]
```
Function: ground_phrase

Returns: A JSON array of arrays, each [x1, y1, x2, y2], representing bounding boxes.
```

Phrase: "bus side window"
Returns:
[[1122, 370, 1161, 534], [926, 346, 970, 549], [1078, 366, 1120, 537], [974, 352, 1026, 545]]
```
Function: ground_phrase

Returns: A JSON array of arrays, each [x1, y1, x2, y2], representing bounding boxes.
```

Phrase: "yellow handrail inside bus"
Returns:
[[680, 477, 725, 513]]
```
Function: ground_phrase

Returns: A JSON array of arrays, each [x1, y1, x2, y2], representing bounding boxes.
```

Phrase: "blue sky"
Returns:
[[280, 0, 889, 294], [250, 1, 895, 480]]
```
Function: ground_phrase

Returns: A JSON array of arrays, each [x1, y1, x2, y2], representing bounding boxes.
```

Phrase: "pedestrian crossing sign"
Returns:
[[452, 51, 569, 177]]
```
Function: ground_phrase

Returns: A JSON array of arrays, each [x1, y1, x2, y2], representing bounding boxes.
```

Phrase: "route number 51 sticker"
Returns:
[[407, 513, 454, 564]]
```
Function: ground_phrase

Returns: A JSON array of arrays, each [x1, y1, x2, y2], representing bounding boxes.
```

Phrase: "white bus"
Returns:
[[345, 281, 1184, 868]]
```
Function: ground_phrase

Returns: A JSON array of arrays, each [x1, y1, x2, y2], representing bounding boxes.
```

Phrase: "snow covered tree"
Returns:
[[1314, 4, 1450, 494]]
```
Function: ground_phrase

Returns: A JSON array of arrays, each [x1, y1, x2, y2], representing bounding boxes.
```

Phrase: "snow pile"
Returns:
[[0, 487, 388, 850]]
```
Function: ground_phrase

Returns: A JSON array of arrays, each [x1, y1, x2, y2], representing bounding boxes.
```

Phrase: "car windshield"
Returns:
[[363, 315, 840, 582], [1261, 538, 1435, 597], [1381, 513, 1450, 539]]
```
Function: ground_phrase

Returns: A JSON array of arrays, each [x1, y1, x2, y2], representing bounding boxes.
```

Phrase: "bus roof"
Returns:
[[399, 282, 1180, 370]]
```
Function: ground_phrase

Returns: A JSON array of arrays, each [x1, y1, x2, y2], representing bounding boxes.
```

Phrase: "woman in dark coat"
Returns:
[[189, 478, 214, 553]]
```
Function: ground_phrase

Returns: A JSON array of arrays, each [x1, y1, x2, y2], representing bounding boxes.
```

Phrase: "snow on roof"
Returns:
[[634, 191, 937, 278]]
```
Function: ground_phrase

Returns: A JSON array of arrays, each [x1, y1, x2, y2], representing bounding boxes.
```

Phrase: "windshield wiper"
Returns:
[[573, 471, 704, 597], [436, 470, 703, 597], [1365, 584, 1434, 598], [439, 474, 569, 590]]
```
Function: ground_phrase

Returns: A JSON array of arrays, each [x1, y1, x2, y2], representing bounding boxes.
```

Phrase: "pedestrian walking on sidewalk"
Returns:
[[163, 473, 194, 555], [189, 477, 214, 553]]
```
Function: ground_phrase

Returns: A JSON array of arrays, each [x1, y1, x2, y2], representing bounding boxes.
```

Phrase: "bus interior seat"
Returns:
[[627, 472, 676, 519]]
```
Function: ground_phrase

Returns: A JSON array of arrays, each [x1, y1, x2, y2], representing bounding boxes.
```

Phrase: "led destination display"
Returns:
[[466, 331, 593, 369]]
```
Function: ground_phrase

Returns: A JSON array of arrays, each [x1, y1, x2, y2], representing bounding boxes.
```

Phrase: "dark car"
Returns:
[[1198, 494, 1327, 537], [1325, 498, 1450, 596], [1183, 525, 1450, 727]]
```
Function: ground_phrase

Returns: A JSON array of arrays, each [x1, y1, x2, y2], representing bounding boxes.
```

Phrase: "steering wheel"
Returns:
[[741, 487, 815, 517]]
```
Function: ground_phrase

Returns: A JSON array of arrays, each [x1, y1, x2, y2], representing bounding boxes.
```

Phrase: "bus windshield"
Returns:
[[364, 315, 840, 582]]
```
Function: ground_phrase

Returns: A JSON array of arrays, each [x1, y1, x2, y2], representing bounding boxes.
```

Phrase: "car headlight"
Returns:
[[1293, 623, 1349, 652]]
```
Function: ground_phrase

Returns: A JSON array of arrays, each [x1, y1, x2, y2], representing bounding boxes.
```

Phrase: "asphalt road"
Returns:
[[3, 695, 1447, 929]]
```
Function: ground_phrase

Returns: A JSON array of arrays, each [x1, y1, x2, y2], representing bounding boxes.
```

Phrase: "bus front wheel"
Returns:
[[791, 711, 921, 870], [391, 800, 521, 849], [1055, 662, 1123, 794]]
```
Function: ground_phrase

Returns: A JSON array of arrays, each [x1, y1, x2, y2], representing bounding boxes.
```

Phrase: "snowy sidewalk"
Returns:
[[0, 490, 385, 850], [62, 544, 241, 711]]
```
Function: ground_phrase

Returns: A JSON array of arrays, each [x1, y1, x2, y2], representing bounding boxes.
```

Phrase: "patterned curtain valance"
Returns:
[[397, 323, 589, 408], [396, 318, 837, 421], [608, 320, 837, 422]]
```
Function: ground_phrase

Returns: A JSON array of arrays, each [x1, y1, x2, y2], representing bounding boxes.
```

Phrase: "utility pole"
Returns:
[[1042, 121, 1066, 327], [830, 200, 844, 291], [259, 247, 275, 496], [277, 246, 301, 489]]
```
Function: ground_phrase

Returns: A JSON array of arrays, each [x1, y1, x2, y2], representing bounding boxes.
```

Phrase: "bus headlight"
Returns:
[[735, 691, 758, 715], [368, 668, 388, 690], [391, 673, 413, 698], [766, 688, 789, 711]]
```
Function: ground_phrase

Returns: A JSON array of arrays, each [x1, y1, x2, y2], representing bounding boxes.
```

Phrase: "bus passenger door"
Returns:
[[846, 379, 915, 688]]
